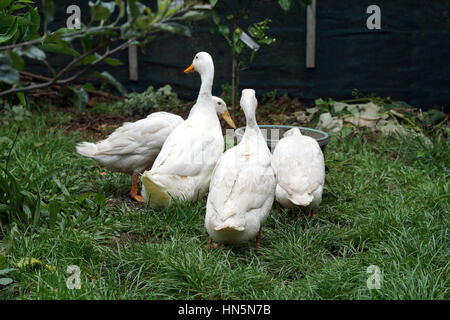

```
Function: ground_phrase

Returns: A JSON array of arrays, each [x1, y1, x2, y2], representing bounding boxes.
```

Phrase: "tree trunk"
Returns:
[[231, 15, 239, 118], [231, 48, 236, 118]]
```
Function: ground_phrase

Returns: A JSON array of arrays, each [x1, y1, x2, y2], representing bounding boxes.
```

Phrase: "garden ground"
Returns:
[[0, 99, 448, 299]]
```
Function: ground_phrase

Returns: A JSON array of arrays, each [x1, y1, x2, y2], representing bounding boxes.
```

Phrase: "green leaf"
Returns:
[[16, 92, 26, 107], [209, 0, 218, 7], [235, 42, 243, 54], [315, 98, 325, 105], [217, 24, 230, 37], [154, 22, 191, 37], [257, 37, 276, 45], [8, 51, 24, 71], [165, 1, 182, 17], [15, 46, 46, 60], [48, 201, 59, 229], [115, 0, 125, 20], [0, 53, 19, 85], [0, 268, 16, 276], [278, 0, 292, 11], [46, 28, 77, 42], [0, 0, 14, 10], [103, 57, 122, 66], [181, 10, 211, 21], [9, 4, 26, 12], [0, 278, 13, 285], [31, 190, 41, 231], [92, 71, 127, 96], [127, 0, 145, 18], [74, 54, 97, 66], [89, 0, 116, 21], [38, 43, 80, 57], [212, 10, 220, 24], [52, 177, 70, 198], [26, 6, 40, 35], [232, 28, 241, 44], [157, 0, 171, 20], [0, 16, 18, 44]]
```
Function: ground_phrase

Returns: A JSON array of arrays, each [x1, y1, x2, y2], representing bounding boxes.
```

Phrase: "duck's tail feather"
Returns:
[[76, 142, 98, 158], [290, 193, 313, 206], [141, 173, 171, 207], [214, 215, 245, 232]]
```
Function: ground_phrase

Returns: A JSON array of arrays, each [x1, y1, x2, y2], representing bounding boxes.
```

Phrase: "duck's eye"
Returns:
[[218, 102, 221, 105], [195, 56, 198, 59]]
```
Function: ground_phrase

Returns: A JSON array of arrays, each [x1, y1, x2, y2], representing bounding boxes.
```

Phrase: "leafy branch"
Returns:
[[209, 0, 311, 115], [0, 0, 212, 106]]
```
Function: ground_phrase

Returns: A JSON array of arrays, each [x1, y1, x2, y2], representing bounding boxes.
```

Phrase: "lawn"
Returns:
[[0, 104, 448, 300]]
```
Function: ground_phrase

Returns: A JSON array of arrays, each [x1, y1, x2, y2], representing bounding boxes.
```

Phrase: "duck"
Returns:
[[76, 96, 233, 202], [271, 127, 325, 214], [141, 52, 236, 207], [205, 89, 276, 248]]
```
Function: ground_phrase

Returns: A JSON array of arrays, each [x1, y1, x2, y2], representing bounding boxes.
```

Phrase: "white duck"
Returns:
[[141, 52, 236, 207], [205, 89, 276, 248], [271, 127, 325, 213], [76, 96, 233, 202]]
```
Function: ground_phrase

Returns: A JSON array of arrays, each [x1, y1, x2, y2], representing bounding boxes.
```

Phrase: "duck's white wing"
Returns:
[[208, 146, 275, 230], [150, 120, 223, 177], [273, 136, 324, 204], [95, 112, 183, 156]]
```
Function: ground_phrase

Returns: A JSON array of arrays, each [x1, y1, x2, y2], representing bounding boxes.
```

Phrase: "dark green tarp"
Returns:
[[30, 0, 450, 109]]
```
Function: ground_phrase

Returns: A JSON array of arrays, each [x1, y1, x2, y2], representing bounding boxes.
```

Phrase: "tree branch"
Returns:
[[0, 46, 101, 97], [0, 39, 134, 98], [0, 37, 46, 51], [57, 39, 134, 85]]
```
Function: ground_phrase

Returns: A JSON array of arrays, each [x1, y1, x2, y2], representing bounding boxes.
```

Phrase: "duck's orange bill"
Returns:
[[184, 64, 195, 73], [221, 109, 237, 129]]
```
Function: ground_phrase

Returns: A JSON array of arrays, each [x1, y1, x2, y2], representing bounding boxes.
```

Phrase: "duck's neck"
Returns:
[[197, 69, 214, 102], [189, 67, 216, 118], [245, 111, 257, 129], [242, 108, 260, 142]]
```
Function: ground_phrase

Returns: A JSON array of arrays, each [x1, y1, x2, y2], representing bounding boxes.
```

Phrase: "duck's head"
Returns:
[[240, 89, 258, 127], [184, 52, 214, 75], [283, 127, 302, 137], [240, 89, 257, 115], [212, 96, 236, 129]]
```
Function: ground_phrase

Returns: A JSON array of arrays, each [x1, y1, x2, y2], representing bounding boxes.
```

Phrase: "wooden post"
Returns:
[[128, 11, 138, 81], [306, 0, 316, 69]]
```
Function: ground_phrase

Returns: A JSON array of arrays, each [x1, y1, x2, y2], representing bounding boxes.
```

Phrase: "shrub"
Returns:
[[113, 85, 179, 117]]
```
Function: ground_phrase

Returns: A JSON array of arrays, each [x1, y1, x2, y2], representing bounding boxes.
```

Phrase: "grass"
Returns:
[[0, 107, 448, 300]]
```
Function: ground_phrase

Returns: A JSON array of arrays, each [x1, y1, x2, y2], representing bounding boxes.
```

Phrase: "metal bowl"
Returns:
[[233, 125, 329, 152]]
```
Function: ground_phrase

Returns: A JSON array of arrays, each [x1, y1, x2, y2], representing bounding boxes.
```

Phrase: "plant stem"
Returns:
[[5, 128, 20, 173], [231, 14, 238, 117], [0, 37, 46, 51]]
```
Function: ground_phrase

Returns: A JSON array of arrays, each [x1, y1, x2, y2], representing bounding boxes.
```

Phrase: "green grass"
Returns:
[[0, 110, 448, 300]]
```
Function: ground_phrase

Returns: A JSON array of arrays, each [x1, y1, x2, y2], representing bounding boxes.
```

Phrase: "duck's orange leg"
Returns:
[[208, 237, 212, 249], [130, 174, 144, 203], [254, 226, 262, 250]]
